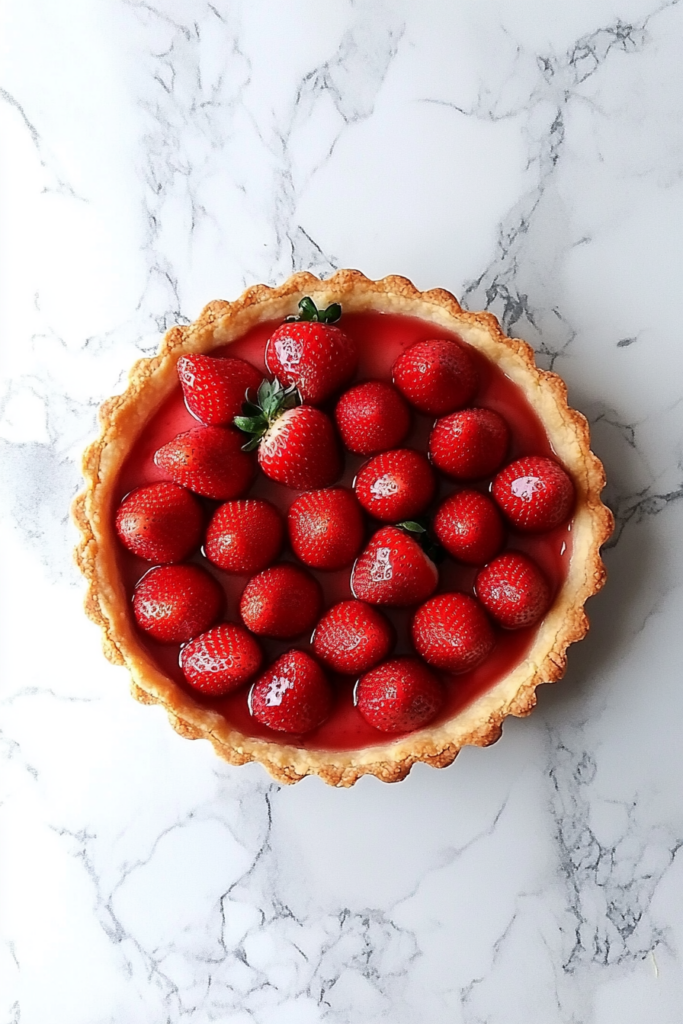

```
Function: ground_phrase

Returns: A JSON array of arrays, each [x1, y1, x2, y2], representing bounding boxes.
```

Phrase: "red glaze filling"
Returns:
[[115, 312, 572, 750]]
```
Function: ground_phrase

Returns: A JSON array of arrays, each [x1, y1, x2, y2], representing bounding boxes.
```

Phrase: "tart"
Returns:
[[73, 270, 613, 786]]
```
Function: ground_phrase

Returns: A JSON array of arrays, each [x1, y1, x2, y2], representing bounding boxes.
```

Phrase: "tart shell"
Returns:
[[73, 271, 613, 787]]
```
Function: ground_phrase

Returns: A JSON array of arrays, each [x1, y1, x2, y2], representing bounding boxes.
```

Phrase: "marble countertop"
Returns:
[[2, 1, 683, 1021]]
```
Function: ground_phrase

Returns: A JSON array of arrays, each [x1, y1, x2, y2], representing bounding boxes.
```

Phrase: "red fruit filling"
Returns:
[[115, 310, 573, 749]]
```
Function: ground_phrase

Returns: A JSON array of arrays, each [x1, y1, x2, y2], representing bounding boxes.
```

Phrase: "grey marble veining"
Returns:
[[2, 1, 683, 1021]]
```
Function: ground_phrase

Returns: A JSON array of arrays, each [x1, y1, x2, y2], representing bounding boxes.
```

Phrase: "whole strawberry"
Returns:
[[393, 338, 478, 415], [154, 425, 255, 500], [249, 650, 333, 734], [177, 353, 262, 426], [312, 600, 394, 674], [411, 593, 495, 673], [433, 489, 504, 565], [354, 449, 436, 522], [356, 657, 444, 733], [133, 564, 223, 644], [205, 499, 284, 574], [429, 407, 509, 480], [492, 456, 575, 532], [180, 622, 263, 695], [234, 379, 341, 490], [475, 551, 551, 629], [115, 481, 203, 563], [265, 297, 358, 405], [240, 563, 322, 638], [351, 525, 438, 607], [287, 488, 364, 571], [335, 380, 410, 455]]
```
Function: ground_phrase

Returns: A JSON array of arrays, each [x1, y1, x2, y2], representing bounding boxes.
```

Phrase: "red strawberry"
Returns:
[[312, 600, 394, 674], [265, 297, 357, 405], [115, 482, 203, 563], [393, 337, 478, 415], [180, 622, 263, 695], [429, 408, 509, 480], [259, 405, 341, 490], [411, 593, 495, 673], [154, 425, 255, 500], [177, 354, 262, 426], [287, 488, 364, 571], [354, 449, 436, 522], [492, 456, 575, 532], [351, 526, 438, 607], [433, 489, 504, 565], [205, 499, 284, 574], [356, 657, 444, 733], [234, 380, 341, 490], [249, 649, 333, 734], [335, 380, 410, 455], [475, 551, 551, 629], [240, 563, 322, 638], [132, 564, 223, 644]]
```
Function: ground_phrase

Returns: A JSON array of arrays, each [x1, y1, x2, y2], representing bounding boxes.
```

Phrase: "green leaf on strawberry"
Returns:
[[398, 521, 426, 535], [397, 519, 445, 564], [234, 378, 301, 451], [284, 296, 342, 324]]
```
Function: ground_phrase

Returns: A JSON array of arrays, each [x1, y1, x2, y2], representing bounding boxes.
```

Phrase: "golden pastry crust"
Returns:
[[73, 270, 613, 786]]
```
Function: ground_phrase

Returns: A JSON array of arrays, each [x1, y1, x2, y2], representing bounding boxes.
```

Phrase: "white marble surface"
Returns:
[[2, 1, 683, 1020]]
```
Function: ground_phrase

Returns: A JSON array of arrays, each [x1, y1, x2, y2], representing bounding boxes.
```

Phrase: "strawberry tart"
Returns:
[[73, 271, 613, 786]]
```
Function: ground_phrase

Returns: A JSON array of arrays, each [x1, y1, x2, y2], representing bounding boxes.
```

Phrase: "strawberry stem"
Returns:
[[283, 296, 342, 324], [234, 378, 301, 451]]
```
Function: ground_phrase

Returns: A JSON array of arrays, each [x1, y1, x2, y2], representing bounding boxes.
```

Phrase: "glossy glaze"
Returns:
[[116, 312, 572, 750]]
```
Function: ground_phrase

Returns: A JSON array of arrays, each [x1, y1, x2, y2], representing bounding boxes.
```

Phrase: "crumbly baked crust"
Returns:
[[73, 270, 613, 786]]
